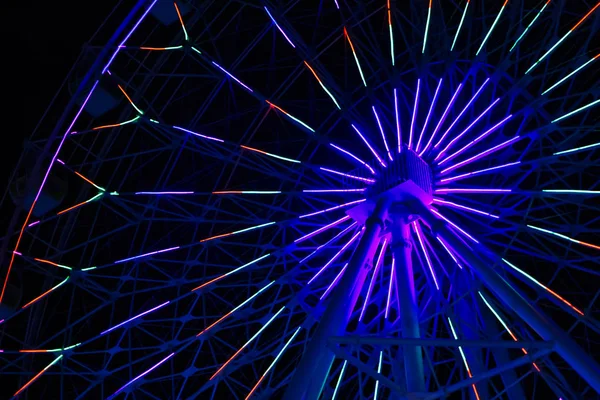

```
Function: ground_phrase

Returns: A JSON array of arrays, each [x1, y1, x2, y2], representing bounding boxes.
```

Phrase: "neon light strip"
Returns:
[[117, 85, 144, 115], [502, 258, 584, 315], [210, 307, 286, 379], [436, 237, 462, 269], [74, 171, 105, 191], [139, 46, 183, 51], [172, 126, 224, 142], [554, 142, 600, 155], [13, 354, 63, 397], [510, 0, 551, 52], [332, 360, 348, 400], [174, 2, 189, 41], [526, 2, 599, 74], [440, 136, 521, 175], [351, 124, 386, 167], [439, 161, 520, 183], [320, 167, 376, 183], [552, 99, 600, 123], [431, 209, 479, 243], [435, 188, 511, 193], [294, 216, 351, 243], [33, 258, 72, 271], [433, 198, 499, 218], [448, 317, 481, 400], [543, 54, 599, 95], [212, 191, 282, 195], [385, 258, 396, 318], [136, 191, 195, 195], [264, 7, 295, 48], [414, 223, 439, 290], [416, 78, 443, 152], [115, 246, 180, 264], [303, 189, 366, 193], [320, 263, 348, 300], [192, 254, 271, 291], [304, 61, 341, 109], [245, 326, 302, 399], [434, 79, 490, 148], [344, 27, 367, 87], [19, 343, 81, 353], [212, 61, 254, 93], [451, 0, 470, 51], [266, 100, 315, 133], [198, 282, 275, 335], [199, 222, 276, 242], [190, 46, 202, 55], [476, 1, 508, 56], [359, 238, 388, 320], [374, 350, 384, 400], [330, 143, 376, 174], [240, 144, 301, 164], [107, 353, 175, 400], [409, 79, 421, 149], [543, 190, 599, 194], [394, 88, 401, 153], [22, 277, 69, 309], [420, 83, 463, 156], [388, 0, 395, 65], [101, 301, 170, 335], [299, 199, 366, 219], [56, 193, 103, 215], [90, 115, 141, 132], [309, 232, 362, 285], [372, 106, 393, 161], [436, 99, 502, 161], [423, 0, 432, 53], [528, 224, 600, 251]]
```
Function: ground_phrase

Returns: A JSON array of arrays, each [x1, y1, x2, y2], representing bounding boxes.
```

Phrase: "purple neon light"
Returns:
[[384, 258, 395, 318], [27, 220, 40, 227], [416, 78, 443, 152], [436, 98, 502, 161], [320, 167, 376, 183], [439, 160, 520, 184], [420, 83, 463, 156], [294, 216, 351, 243], [436, 236, 462, 269], [115, 246, 181, 264], [413, 223, 439, 290], [329, 143, 376, 175], [435, 188, 512, 193], [101, 301, 170, 335], [303, 189, 366, 193], [320, 263, 348, 300], [433, 198, 499, 218], [359, 238, 388, 321], [13, 251, 22, 256], [264, 7, 296, 48], [409, 79, 421, 149], [172, 126, 224, 142], [434, 78, 490, 148], [351, 124, 386, 167], [136, 191, 195, 195], [56, 159, 65, 165], [440, 136, 521, 175], [372, 106, 393, 161], [431, 208, 479, 243], [107, 352, 175, 399], [394, 88, 401, 153], [211, 61, 254, 92], [299, 199, 366, 219], [308, 231, 362, 284]]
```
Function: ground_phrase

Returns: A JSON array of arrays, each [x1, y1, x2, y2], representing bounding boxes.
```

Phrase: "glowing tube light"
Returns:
[[543, 189, 599, 194], [526, 2, 600, 74], [295, 216, 351, 244], [436, 237, 462, 269], [434, 78, 490, 148], [344, 27, 367, 87], [212, 62, 254, 93], [117, 85, 144, 115], [245, 326, 302, 399], [139, 45, 183, 51], [320, 167, 376, 183], [33, 258, 72, 271], [74, 171, 105, 191], [416, 78, 443, 153], [543, 54, 599, 95], [502, 258, 584, 316], [56, 192, 103, 215], [351, 124, 386, 167], [476, 1, 508, 56], [451, 0, 470, 51], [174, 2, 189, 41], [420, 83, 463, 156], [359, 238, 388, 320], [304, 61, 341, 109], [330, 143, 376, 174], [13, 354, 63, 397], [394, 88, 401, 153], [22, 277, 69, 309], [107, 353, 175, 400], [554, 142, 600, 156], [431, 209, 479, 243], [388, 0, 394, 65], [19, 343, 81, 353], [409, 79, 421, 149], [433, 198, 499, 218], [190, 46, 202, 55], [423, 0, 432, 53], [436, 98, 502, 160], [212, 191, 281, 195], [172, 126, 224, 142], [198, 282, 275, 336], [264, 7, 295, 48], [414, 223, 439, 290], [90, 115, 140, 132], [372, 106, 393, 161], [320, 263, 348, 300], [439, 161, 521, 183], [528, 224, 600, 251], [440, 136, 521, 175], [115, 246, 180, 264], [101, 301, 170, 335], [384, 258, 395, 318], [210, 307, 286, 379], [192, 254, 271, 291], [28, 221, 41, 227], [438, 114, 513, 165], [299, 199, 366, 219], [309, 232, 362, 285], [136, 191, 195, 195], [303, 189, 366, 193], [510, 0, 551, 52], [266, 100, 315, 133], [374, 350, 384, 400], [552, 99, 600, 123], [332, 360, 348, 400], [240, 144, 301, 164], [435, 188, 511, 194], [199, 222, 276, 243], [448, 317, 481, 400]]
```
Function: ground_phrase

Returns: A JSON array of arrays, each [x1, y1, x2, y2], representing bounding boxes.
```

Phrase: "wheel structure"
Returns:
[[1, 0, 599, 399]]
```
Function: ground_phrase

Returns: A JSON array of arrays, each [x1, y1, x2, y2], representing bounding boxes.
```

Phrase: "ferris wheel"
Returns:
[[1, 0, 599, 398]]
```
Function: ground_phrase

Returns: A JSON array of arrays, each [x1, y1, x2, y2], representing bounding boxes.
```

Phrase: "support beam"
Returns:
[[284, 196, 391, 400]]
